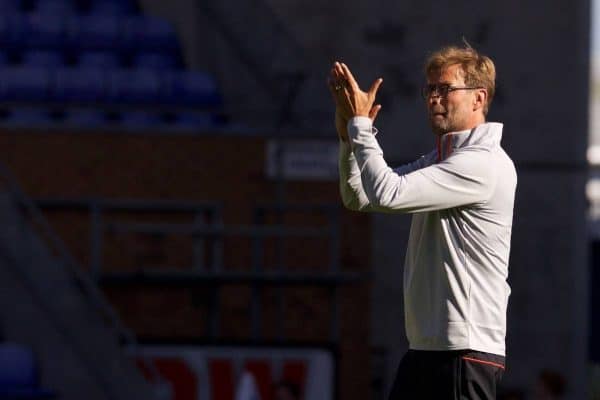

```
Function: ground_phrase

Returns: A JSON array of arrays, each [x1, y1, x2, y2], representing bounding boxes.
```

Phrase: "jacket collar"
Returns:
[[436, 122, 503, 162]]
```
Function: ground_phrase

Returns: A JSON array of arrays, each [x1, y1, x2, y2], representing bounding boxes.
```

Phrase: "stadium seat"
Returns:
[[0, 13, 26, 49], [122, 16, 177, 52], [120, 110, 162, 127], [133, 51, 177, 70], [77, 50, 120, 68], [67, 14, 120, 51], [0, 52, 9, 65], [0, 0, 21, 12], [174, 111, 217, 128], [22, 49, 64, 67], [88, 0, 135, 16], [23, 12, 66, 49], [107, 68, 161, 104], [0, 66, 51, 101], [53, 66, 107, 102], [6, 107, 52, 125], [0, 342, 55, 398], [165, 70, 222, 107], [64, 108, 107, 126], [34, 0, 74, 16]]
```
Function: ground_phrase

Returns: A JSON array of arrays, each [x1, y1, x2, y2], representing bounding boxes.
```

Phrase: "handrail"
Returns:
[[0, 162, 163, 399], [0, 164, 135, 343], [107, 221, 331, 237], [35, 197, 220, 212], [100, 270, 365, 286], [34, 195, 352, 343]]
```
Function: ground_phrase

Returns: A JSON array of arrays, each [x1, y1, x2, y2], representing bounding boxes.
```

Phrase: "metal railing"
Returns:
[[35, 197, 365, 343]]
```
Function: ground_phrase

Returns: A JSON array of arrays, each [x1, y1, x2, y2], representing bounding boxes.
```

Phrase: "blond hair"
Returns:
[[424, 44, 496, 115]]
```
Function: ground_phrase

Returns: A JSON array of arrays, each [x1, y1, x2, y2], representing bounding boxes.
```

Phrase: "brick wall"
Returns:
[[0, 129, 371, 400]]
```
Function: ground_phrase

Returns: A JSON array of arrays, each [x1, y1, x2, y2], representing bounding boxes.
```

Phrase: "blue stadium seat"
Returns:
[[88, 0, 134, 16], [165, 70, 222, 107], [22, 50, 63, 67], [34, 0, 74, 16], [122, 16, 177, 51], [107, 68, 161, 104], [77, 50, 120, 68], [65, 108, 107, 126], [120, 110, 162, 127], [0, 342, 55, 398], [6, 107, 52, 125], [134, 51, 177, 70], [0, 13, 26, 49], [0, 66, 51, 101], [0, 52, 9, 66], [23, 12, 66, 49], [0, 0, 21, 12], [53, 66, 107, 102], [67, 14, 120, 51], [173, 111, 217, 128]]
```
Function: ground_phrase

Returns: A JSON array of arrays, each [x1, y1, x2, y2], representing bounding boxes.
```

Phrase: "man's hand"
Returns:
[[328, 62, 382, 142], [331, 62, 383, 118]]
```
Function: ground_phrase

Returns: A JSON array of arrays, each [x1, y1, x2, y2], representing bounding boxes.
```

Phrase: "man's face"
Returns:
[[426, 64, 476, 135]]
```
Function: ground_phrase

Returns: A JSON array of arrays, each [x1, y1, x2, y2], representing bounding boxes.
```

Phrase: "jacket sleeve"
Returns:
[[338, 129, 435, 212], [339, 140, 372, 211], [347, 117, 495, 214]]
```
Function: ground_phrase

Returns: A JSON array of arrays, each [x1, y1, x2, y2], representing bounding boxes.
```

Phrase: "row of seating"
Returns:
[[1, 0, 137, 15], [3, 49, 179, 69], [0, 13, 178, 52], [0, 0, 230, 129], [0, 66, 221, 106], [0, 108, 224, 129]]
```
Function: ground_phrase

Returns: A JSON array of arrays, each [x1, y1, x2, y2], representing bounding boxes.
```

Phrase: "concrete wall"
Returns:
[[0, 129, 372, 400]]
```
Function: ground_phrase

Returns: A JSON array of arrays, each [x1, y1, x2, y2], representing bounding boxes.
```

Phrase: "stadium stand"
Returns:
[[0, 0, 225, 130]]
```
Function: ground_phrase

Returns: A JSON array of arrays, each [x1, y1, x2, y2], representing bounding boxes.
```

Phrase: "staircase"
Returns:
[[0, 167, 158, 400]]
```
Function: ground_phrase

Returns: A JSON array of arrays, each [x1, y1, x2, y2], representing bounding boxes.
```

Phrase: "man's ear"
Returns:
[[473, 89, 487, 112]]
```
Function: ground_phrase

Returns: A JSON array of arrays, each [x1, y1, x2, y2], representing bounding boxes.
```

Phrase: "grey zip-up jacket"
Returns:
[[339, 117, 517, 356]]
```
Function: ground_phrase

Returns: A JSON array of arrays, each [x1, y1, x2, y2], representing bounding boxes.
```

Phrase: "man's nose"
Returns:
[[429, 95, 441, 106]]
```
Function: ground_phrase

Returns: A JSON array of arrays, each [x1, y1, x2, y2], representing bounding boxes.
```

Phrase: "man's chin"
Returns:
[[430, 121, 449, 135]]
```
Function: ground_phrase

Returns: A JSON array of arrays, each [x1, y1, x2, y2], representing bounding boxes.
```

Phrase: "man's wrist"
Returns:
[[346, 116, 375, 144], [347, 116, 373, 130]]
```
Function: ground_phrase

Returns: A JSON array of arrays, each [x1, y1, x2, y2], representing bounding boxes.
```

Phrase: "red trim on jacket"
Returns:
[[462, 356, 506, 370]]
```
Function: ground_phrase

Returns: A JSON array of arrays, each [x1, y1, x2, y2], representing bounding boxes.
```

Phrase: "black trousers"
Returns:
[[387, 349, 505, 400]]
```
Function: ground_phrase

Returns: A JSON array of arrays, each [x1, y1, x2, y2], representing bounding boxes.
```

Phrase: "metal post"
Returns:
[[329, 208, 341, 342], [273, 206, 286, 342], [207, 206, 223, 339], [90, 202, 103, 280], [251, 208, 265, 340], [192, 211, 205, 270], [211, 206, 224, 271]]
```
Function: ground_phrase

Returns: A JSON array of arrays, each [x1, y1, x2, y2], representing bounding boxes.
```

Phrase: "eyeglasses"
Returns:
[[421, 84, 483, 99]]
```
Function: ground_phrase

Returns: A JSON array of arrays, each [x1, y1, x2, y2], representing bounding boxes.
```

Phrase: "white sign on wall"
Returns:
[[266, 140, 338, 181]]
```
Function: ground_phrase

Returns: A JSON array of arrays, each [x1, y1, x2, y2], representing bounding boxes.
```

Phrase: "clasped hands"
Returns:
[[327, 61, 383, 142]]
